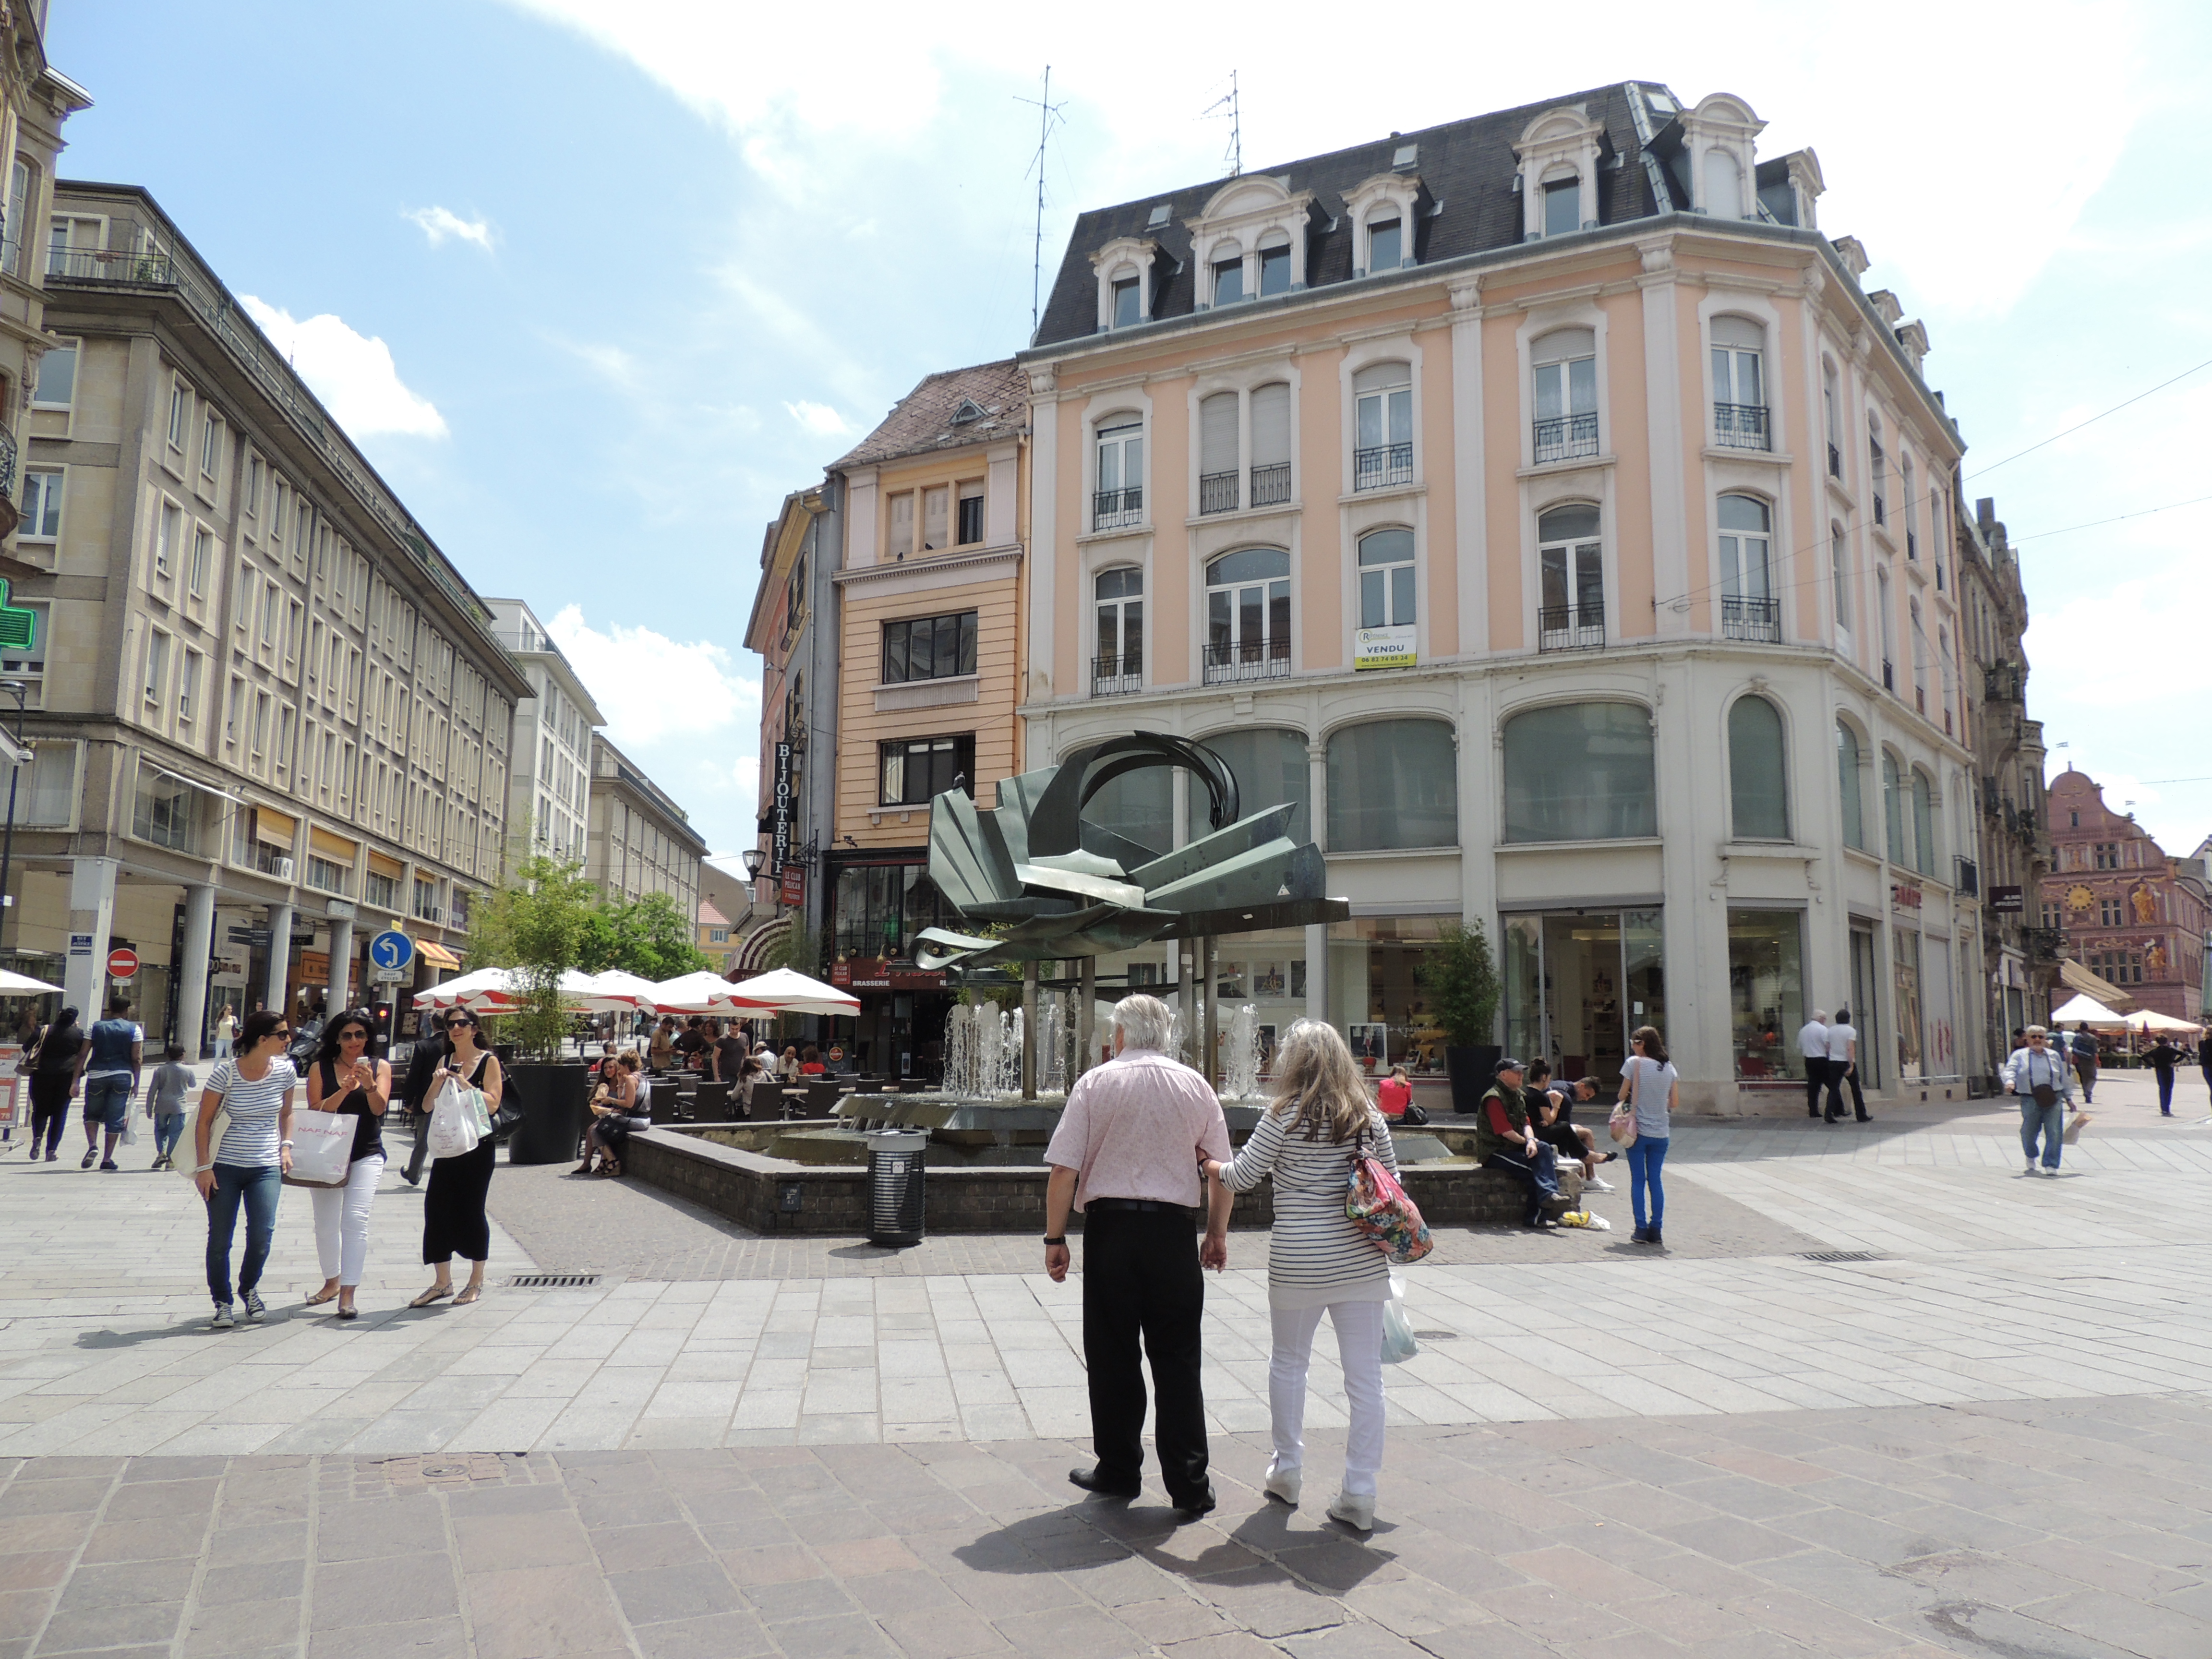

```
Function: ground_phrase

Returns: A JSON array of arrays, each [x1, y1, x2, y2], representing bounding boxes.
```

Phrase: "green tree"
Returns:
[[587, 891, 710, 981], [1417, 919, 1503, 1050], [468, 853, 600, 1059]]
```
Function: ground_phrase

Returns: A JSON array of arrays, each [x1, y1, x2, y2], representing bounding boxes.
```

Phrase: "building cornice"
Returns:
[[832, 543, 1022, 589]]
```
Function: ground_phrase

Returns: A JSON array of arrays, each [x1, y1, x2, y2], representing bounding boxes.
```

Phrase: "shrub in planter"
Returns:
[[1417, 920, 1504, 1114]]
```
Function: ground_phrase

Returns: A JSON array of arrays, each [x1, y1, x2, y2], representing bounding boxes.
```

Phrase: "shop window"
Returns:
[[833, 863, 955, 961], [1836, 720, 1864, 851], [1326, 718, 1456, 852], [1187, 727, 1309, 843], [1728, 695, 1789, 842], [1502, 701, 1654, 842], [1729, 910, 1805, 1081]]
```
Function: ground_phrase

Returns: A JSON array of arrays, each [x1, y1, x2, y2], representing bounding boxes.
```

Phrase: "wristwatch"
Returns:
[[1042, 1235, 1066, 1246]]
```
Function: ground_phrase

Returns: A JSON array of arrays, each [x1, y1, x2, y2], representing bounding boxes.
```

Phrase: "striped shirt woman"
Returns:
[[1209, 1020, 1400, 1534]]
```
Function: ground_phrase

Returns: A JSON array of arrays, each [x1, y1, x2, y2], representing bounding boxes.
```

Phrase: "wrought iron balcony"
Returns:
[[1538, 603, 1606, 652], [1984, 662, 2024, 703], [1198, 470, 1238, 515], [0, 424, 16, 537], [1956, 856, 1979, 898], [1092, 487, 1143, 531], [1249, 461, 1290, 507], [1713, 403, 1770, 450], [1202, 639, 1290, 685], [46, 247, 178, 284], [1721, 595, 1780, 643], [1090, 654, 1143, 698], [1532, 414, 1599, 465], [1352, 442, 1413, 491]]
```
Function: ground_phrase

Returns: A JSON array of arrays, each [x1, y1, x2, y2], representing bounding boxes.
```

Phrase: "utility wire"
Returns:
[[1965, 355, 2212, 481]]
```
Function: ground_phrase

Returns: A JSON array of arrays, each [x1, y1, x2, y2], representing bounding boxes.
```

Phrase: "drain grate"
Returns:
[[1798, 1250, 1889, 1263], [506, 1273, 600, 1288]]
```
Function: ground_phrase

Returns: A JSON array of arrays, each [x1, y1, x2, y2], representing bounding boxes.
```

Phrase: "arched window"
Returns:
[[1728, 696, 1788, 841], [1532, 327, 1597, 462], [1352, 361, 1412, 489], [1357, 528, 1415, 629], [1204, 547, 1289, 684], [1188, 727, 1309, 842], [1538, 504, 1604, 649], [1911, 768, 1938, 878], [1883, 751, 1907, 866], [1211, 242, 1245, 306], [1094, 416, 1143, 530], [1327, 719, 1456, 851], [1836, 721, 1864, 851], [1093, 566, 1143, 696], [1502, 701, 1655, 842], [1718, 494, 1774, 640], [1703, 147, 1743, 218]]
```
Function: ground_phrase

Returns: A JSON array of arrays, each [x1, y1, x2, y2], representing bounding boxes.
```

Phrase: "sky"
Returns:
[[48, 0, 2212, 861]]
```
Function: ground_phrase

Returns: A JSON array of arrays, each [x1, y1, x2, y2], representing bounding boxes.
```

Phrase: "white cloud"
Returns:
[[404, 205, 497, 252], [239, 296, 447, 439], [545, 605, 755, 744], [784, 400, 851, 437]]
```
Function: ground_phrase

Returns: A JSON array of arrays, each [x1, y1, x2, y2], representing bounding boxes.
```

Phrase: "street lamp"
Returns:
[[741, 847, 765, 882]]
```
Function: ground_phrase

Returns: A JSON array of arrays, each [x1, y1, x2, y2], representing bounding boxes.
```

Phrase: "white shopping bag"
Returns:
[[283, 1107, 355, 1188], [1380, 1274, 1419, 1364], [427, 1080, 484, 1161]]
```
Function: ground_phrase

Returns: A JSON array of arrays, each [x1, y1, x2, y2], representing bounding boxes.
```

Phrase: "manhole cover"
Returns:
[[1798, 1250, 1890, 1263], [506, 1274, 600, 1288]]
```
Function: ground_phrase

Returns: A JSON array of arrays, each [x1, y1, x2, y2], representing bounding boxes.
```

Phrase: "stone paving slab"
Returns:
[[0, 1393, 2205, 1658]]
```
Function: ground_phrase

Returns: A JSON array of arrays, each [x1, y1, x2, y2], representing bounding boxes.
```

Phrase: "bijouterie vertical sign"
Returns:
[[771, 741, 793, 876]]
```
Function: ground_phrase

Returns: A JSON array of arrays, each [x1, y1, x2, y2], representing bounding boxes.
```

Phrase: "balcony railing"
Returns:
[[1352, 442, 1414, 491], [1713, 403, 1770, 450], [1532, 414, 1599, 465], [1092, 487, 1143, 530], [1091, 654, 1143, 697], [1249, 461, 1291, 507], [1873, 493, 1887, 527], [1956, 856, 1980, 898], [1198, 470, 1239, 515], [48, 248, 177, 284], [1721, 595, 1780, 643], [1202, 640, 1290, 685], [1538, 603, 1606, 652], [1984, 663, 2024, 703], [0, 421, 17, 503]]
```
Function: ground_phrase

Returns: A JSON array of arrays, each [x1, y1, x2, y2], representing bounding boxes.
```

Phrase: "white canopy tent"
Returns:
[[724, 967, 860, 1019], [649, 971, 749, 1015], [2047, 994, 2128, 1029], [0, 969, 61, 996], [411, 968, 642, 1014], [2123, 1008, 2204, 1034]]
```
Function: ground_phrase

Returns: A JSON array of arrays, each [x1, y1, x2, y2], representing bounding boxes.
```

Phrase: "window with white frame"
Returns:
[[1258, 232, 1291, 296], [244, 456, 263, 519], [179, 649, 200, 723], [1198, 391, 1239, 514], [1211, 246, 1245, 306], [1352, 362, 1412, 490], [1111, 277, 1141, 327], [31, 341, 74, 407], [167, 379, 190, 449], [1531, 327, 1598, 463], [154, 500, 182, 577], [1830, 523, 1851, 633], [19, 468, 60, 539], [1909, 597, 1929, 716], [1366, 215, 1403, 275], [1094, 419, 1143, 529], [1710, 316, 1767, 448], [1541, 173, 1580, 237], [144, 628, 170, 704], [1822, 362, 1842, 478], [1204, 547, 1290, 683], [1868, 417, 1887, 526], [1537, 505, 1605, 649], [1718, 495, 1777, 641], [1900, 454, 1918, 560], [1876, 567, 1896, 689], [200, 410, 221, 478], [1357, 528, 1415, 629], [189, 526, 211, 596], [1250, 382, 1291, 507], [1093, 566, 1143, 694]]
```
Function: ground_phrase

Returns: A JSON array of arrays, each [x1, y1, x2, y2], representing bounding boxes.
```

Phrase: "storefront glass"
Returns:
[[1893, 926, 1923, 1081], [1499, 909, 1666, 1091], [1326, 916, 1447, 1076], [1187, 728, 1309, 842], [1923, 934, 1956, 1078], [1727, 909, 1804, 1081], [1850, 925, 1883, 1088], [831, 862, 956, 962]]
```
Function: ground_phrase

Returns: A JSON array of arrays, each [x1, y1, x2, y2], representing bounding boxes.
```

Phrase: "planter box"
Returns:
[[504, 1062, 593, 1165]]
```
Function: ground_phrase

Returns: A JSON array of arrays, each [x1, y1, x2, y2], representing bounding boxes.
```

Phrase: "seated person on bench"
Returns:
[[1525, 1061, 1616, 1191]]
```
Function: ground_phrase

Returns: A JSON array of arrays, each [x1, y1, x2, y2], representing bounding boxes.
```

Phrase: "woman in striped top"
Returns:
[[1208, 1020, 1399, 1534], [192, 1009, 297, 1329]]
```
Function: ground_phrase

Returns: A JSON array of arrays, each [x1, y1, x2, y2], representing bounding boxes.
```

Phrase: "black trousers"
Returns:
[[2156, 1067, 2175, 1112], [1538, 1121, 1587, 1167], [1804, 1057, 1845, 1118], [1483, 1142, 1560, 1224], [1837, 1063, 1869, 1120], [1080, 1208, 1210, 1504]]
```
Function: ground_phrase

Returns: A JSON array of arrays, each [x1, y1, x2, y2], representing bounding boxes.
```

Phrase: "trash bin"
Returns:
[[866, 1129, 927, 1249]]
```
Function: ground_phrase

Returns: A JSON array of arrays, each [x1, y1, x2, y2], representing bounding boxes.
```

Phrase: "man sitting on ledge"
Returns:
[[1476, 1057, 1563, 1230]]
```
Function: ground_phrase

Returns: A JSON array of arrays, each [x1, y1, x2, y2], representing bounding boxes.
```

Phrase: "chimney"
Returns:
[[1976, 497, 1996, 531]]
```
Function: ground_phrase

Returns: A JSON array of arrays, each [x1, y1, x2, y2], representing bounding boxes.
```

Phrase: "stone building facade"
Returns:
[[2041, 769, 2211, 1023]]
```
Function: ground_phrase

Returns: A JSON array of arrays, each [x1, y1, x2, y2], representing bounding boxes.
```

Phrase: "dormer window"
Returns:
[[1092, 236, 1161, 333], [1682, 93, 1765, 222], [1514, 106, 1604, 240], [1368, 218, 1402, 274], [1542, 177, 1579, 237], [1258, 235, 1291, 296], [1213, 251, 1245, 306], [1112, 278, 1141, 328], [1392, 143, 1418, 168], [1703, 148, 1743, 218]]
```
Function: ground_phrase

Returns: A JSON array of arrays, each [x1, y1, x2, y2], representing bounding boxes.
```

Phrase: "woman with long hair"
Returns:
[[1205, 1020, 1399, 1534], [1617, 1025, 1678, 1246], [26, 1006, 84, 1162], [576, 1050, 644, 1175], [412, 1010, 502, 1308], [304, 1009, 390, 1320], [192, 1009, 296, 1328]]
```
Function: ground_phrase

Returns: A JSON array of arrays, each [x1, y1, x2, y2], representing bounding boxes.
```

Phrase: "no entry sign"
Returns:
[[106, 948, 139, 981]]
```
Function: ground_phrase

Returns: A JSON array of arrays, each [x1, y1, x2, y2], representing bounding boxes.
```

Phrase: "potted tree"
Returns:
[[470, 854, 600, 1165], [1417, 919, 1503, 1115]]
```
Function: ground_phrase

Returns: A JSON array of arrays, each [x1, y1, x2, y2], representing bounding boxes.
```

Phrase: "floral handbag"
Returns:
[[1346, 1128, 1432, 1264]]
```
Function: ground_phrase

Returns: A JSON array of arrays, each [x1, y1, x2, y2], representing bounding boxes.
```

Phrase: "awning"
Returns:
[[2058, 956, 2135, 1012], [310, 827, 358, 862], [367, 851, 404, 880], [416, 939, 462, 970], [146, 763, 249, 807], [254, 807, 297, 845]]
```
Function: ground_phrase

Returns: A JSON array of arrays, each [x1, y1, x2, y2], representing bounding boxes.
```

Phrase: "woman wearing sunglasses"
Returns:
[[413, 1011, 502, 1307], [304, 1009, 390, 1321]]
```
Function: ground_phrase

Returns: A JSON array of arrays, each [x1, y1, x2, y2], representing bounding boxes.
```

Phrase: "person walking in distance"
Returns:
[[2004, 1025, 2072, 1177], [1828, 1008, 1871, 1122], [412, 1011, 502, 1308], [2068, 1024, 2099, 1104], [1042, 993, 1232, 1519], [25, 1006, 84, 1162], [213, 1005, 236, 1061], [304, 1010, 390, 1321], [78, 998, 141, 1170], [2147, 1037, 2182, 1117], [1619, 1027, 1678, 1245], [2200, 1038, 2212, 1113], [1797, 1008, 1838, 1121], [147, 1044, 193, 1170], [192, 1010, 297, 1328], [1207, 1021, 1398, 1534]]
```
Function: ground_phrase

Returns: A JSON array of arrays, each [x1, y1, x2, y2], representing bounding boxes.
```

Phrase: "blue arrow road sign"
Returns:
[[369, 930, 414, 974]]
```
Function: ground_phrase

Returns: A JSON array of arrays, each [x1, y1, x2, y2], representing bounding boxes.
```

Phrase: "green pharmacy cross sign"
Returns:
[[0, 581, 33, 653]]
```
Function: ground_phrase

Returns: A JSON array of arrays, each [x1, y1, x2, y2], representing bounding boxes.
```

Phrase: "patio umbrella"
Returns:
[[0, 970, 61, 995], [724, 967, 860, 1019], [650, 971, 748, 1014], [2122, 1008, 2204, 1033], [580, 969, 661, 1010], [411, 967, 613, 1013], [2048, 994, 2127, 1028]]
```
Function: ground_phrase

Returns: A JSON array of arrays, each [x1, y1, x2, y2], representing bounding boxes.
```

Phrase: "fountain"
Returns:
[[1222, 1004, 1263, 1102]]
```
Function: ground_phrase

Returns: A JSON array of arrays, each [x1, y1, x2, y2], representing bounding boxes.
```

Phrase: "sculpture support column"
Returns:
[[1201, 936, 1218, 1090], [1021, 958, 1038, 1101], [1077, 956, 1095, 1077], [1179, 943, 1196, 1066]]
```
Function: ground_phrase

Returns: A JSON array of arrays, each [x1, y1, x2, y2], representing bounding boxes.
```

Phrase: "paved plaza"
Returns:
[[0, 1070, 2203, 1655]]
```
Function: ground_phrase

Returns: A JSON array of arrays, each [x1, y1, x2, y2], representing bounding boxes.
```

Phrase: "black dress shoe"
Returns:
[[1170, 1485, 1217, 1519], [1068, 1466, 1140, 1500]]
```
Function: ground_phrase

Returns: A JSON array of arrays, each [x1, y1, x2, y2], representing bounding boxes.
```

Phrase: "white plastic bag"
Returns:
[[1380, 1275, 1419, 1364], [427, 1081, 484, 1161], [283, 1107, 355, 1187]]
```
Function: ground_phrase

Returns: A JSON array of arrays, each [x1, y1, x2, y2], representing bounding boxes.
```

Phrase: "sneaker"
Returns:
[[241, 1289, 265, 1322], [1631, 1226, 1653, 1244], [2025, 1162, 2037, 1176], [1263, 1460, 1301, 1508], [98, 1160, 117, 1172], [1327, 1491, 1375, 1533], [1586, 1174, 1616, 1193], [209, 1303, 235, 1330], [79, 1149, 96, 1169], [2041, 1166, 2061, 1178], [43, 1151, 54, 1162]]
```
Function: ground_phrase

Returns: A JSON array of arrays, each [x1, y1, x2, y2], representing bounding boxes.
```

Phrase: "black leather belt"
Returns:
[[1086, 1198, 1190, 1214]]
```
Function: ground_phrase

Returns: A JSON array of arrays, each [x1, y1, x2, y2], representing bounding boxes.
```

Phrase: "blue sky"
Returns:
[[50, 0, 2212, 859]]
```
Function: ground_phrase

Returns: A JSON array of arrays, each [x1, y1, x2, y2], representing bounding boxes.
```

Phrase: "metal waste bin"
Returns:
[[866, 1130, 927, 1248]]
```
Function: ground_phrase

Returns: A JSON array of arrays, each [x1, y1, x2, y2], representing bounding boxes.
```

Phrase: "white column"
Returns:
[[1640, 240, 1691, 639], [1307, 741, 1329, 1023], [177, 883, 216, 1058], [264, 903, 293, 1014], [62, 857, 117, 1019], [326, 916, 354, 1014], [1448, 280, 1488, 659]]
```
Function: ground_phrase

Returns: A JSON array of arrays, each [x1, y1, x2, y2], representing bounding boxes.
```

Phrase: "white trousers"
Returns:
[[1269, 1299, 1387, 1498], [312, 1153, 384, 1286]]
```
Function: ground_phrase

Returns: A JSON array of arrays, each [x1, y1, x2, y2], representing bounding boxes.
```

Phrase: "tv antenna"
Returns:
[[1015, 65, 1068, 336], [1202, 71, 1242, 177]]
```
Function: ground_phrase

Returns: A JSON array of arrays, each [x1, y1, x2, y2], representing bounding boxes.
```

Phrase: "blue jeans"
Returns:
[[1625, 1136, 1669, 1229], [205, 1162, 282, 1305], [154, 1112, 186, 1159], [2019, 1097, 2063, 1169]]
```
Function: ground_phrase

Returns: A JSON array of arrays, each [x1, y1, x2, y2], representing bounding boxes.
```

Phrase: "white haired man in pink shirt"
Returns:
[[1044, 992, 1233, 1519]]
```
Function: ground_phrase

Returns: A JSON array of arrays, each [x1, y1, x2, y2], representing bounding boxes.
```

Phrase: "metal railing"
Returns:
[[1533, 414, 1599, 464], [1198, 470, 1239, 515], [1538, 603, 1606, 652], [1352, 442, 1414, 490], [1827, 441, 1841, 478], [1092, 487, 1143, 530], [1249, 462, 1290, 507], [1721, 596, 1780, 642], [1956, 856, 1979, 898], [1090, 654, 1142, 697], [1202, 640, 1290, 684], [0, 422, 16, 505], [1713, 403, 1770, 450], [1873, 493, 1887, 526]]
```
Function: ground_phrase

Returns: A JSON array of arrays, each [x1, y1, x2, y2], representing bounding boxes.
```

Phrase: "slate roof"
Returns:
[[834, 358, 1029, 470], [1034, 81, 1713, 350]]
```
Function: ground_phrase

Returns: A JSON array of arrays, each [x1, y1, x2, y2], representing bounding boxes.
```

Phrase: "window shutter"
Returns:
[[1200, 393, 1239, 476], [1711, 315, 1763, 349], [1531, 327, 1595, 365], [1250, 384, 1291, 468]]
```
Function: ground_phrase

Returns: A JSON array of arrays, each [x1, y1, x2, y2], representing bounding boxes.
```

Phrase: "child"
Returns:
[[148, 1044, 192, 1171]]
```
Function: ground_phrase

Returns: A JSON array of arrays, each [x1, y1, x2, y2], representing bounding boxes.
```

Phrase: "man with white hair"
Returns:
[[1797, 1008, 1841, 1121], [1043, 991, 1233, 1519]]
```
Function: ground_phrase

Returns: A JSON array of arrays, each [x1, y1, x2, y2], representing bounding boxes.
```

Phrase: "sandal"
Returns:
[[454, 1286, 482, 1306], [304, 1286, 341, 1307], [599, 1158, 620, 1178], [409, 1286, 453, 1309]]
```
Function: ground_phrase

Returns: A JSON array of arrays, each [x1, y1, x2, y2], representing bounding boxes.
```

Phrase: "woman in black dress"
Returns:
[[411, 1010, 501, 1308], [26, 1007, 85, 1162]]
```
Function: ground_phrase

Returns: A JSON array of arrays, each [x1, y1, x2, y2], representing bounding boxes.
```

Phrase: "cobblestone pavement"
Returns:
[[1, 1391, 2209, 1658]]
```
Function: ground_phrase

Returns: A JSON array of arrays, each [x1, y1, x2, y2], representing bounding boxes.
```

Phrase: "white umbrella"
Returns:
[[2123, 1008, 2204, 1034], [581, 969, 661, 1010], [2048, 994, 2127, 1028], [650, 971, 748, 1014], [725, 967, 860, 1018], [411, 967, 613, 1013], [0, 969, 60, 995]]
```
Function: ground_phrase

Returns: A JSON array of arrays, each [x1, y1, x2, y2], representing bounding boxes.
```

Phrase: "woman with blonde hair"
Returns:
[[1206, 1019, 1399, 1534]]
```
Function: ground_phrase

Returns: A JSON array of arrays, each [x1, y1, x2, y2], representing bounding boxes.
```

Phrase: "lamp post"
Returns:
[[0, 679, 27, 963], [741, 846, 764, 905]]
